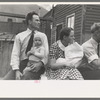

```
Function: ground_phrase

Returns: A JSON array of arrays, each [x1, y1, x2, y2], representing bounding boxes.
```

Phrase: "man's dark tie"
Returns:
[[25, 31, 34, 54]]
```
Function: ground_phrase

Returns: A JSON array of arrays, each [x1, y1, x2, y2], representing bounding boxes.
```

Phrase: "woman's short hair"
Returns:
[[59, 27, 73, 40], [26, 11, 39, 25]]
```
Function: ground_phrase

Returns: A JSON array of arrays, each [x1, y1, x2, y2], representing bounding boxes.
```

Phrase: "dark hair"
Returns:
[[59, 27, 73, 40], [26, 11, 39, 25], [91, 23, 100, 33]]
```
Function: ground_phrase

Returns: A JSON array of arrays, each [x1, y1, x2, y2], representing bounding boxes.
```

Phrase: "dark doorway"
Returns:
[[56, 24, 62, 41]]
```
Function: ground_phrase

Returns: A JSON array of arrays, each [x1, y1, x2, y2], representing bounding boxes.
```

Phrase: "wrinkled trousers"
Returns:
[[78, 67, 100, 80], [3, 59, 45, 80]]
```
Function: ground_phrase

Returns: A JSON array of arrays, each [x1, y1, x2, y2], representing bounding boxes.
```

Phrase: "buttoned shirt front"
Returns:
[[10, 28, 49, 70], [82, 37, 99, 63]]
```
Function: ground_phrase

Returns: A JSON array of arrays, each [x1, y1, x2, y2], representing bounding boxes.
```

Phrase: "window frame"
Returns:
[[66, 13, 75, 29], [56, 23, 63, 41], [0, 41, 2, 53]]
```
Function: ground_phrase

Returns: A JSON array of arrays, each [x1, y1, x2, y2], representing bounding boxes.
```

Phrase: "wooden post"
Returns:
[[80, 5, 86, 44]]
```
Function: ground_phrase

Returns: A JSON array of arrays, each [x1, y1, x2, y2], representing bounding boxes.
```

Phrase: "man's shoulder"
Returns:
[[82, 39, 91, 48], [17, 30, 27, 35], [16, 30, 27, 38], [35, 31, 47, 40]]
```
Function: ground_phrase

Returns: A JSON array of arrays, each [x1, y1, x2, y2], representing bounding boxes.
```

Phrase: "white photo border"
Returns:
[[0, 2, 100, 98]]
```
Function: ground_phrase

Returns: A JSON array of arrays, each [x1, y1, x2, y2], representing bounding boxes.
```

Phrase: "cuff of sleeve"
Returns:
[[40, 61, 44, 66], [41, 58, 48, 65], [88, 54, 99, 63]]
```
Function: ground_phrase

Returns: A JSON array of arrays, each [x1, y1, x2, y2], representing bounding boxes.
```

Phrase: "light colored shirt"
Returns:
[[10, 28, 49, 70], [56, 42, 83, 68], [82, 37, 99, 63]]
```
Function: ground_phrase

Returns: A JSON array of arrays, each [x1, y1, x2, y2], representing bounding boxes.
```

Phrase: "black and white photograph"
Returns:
[[0, 3, 100, 80], [0, 2, 100, 98]]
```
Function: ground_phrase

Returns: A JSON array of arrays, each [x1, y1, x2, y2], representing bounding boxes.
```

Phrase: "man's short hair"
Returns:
[[60, 27, 73, 40], [26, 11, 39, 25], [91, 23, 100, 33]]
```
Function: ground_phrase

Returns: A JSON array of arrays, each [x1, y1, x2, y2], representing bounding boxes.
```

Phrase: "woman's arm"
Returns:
[[50, 58, 66, 70]]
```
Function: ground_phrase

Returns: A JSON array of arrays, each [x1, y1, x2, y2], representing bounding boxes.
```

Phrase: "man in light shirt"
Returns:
[[3, 11, 49, 80], [78, 23, 100, 79]]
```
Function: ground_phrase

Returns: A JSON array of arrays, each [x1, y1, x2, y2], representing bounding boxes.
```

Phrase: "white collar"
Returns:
[[91, 37, 98, 46], [57, 40, 66, 51], [26, 28, 32, 33], [27, 28, 37, 34], [57, 40, 75, 51]]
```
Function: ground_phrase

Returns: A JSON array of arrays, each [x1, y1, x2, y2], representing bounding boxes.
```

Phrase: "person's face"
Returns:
[[68, 30, 75, 44], [34, 37, 42, 47], [64, 30, 75, 44], [95, 30, 100, 43], [29, 15, 40, 30]]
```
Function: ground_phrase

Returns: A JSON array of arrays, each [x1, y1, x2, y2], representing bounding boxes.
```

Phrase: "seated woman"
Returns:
[[56, 41, 83, 68], [46, 27, 84, 80]]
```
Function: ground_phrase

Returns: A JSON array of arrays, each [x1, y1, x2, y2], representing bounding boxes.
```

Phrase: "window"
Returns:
[[0, 41, 2, 53], [66, 13, 75, 29]]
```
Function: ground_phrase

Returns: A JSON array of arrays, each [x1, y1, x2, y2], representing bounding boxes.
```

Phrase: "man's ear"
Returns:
[[63, 35, 67, 40], [28, 20, 32, 25], [94, 30, 100, 37]]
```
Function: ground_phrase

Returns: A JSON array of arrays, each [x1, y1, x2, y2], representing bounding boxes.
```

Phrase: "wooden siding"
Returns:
[[53, 4, 83, 44], [0, 21, 27, 34], [43, 5, 100, 45], [42, 11, 53, 46], [83, 5, 100, 42]]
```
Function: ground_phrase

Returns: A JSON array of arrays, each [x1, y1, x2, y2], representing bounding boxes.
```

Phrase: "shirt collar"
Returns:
[[57, 40, 66, 51], [26, 28, 37, 34], [26, 28, 32, 33], [91, 37, 98, 46]]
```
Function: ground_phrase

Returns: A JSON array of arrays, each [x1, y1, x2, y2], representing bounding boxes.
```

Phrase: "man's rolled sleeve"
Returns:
[[10, 35, 21, 70], [41, 57, 47, 65], [83, 46, 99, 63], [88, 54, 99, 63]]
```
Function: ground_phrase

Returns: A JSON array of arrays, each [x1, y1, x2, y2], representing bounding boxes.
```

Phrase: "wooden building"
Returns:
[[0, 33, 14, 77], [0, 12, 26, 77], [43, 4, 100, 45]]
